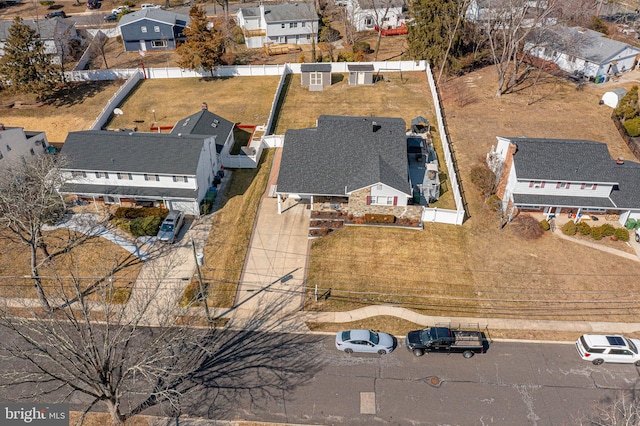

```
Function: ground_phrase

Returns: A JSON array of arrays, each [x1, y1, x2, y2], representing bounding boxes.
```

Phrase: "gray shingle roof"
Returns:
[[241, 3, 318, 22], [532, 25, 640, 65], [61, 131, 205, 175], [348, 64, 374, 72], [277, 115, 411, 196], [513, 193, 616, 209], [301, 63, 331, 72], [0, 17, 73, 40], [58, 183, 197, 199], [170, 109, 234, 146], [118, 8, 190, 26], [609, 160, 640, 208], [508, 138, 616, 182]]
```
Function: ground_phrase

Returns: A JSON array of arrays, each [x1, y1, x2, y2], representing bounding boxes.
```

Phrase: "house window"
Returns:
[[582, 183, 597, 190], [568, 55, 576, 63], [95, 172, 110, 178], [310, 71, 322, 85], [529, 181, 544, 188], [367, 196, 397, 206], [154, 26, 160, 32], [556, 182, 569, 189], [152, 40, 167, 48], [364, 17, 374, 27], [141, 26, 148, 33], [173, 176, 188, 182], [29, 148, 35, 155], [301, 22, 306, 27], [72, 171, 87, 178], [281, 23, 285, 28], [290, 22, 297, 28], [35, 139, 42, 146], [144, 174, 160, 181], [117, 173, 132, 180]]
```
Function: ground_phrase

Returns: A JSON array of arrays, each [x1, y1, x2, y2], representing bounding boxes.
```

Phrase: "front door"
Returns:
[[357, 72, 365, 84], [140, 40, 147, 51]]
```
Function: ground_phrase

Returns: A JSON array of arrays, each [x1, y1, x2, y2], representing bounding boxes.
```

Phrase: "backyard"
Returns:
[[304, 65, 640, 323]]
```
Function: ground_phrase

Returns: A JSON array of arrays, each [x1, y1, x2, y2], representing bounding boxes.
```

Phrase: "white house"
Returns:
[[345, 0, 405, 32], [58, 130, 222, 216], [0, 17, 79, 64], [488, 136, 640, 225], [276, 115, 414, 216], [525, 25, 640, 78], [466, 0, 555, 29], [0, 125, 52, 168], [236, 3, 319, 49]]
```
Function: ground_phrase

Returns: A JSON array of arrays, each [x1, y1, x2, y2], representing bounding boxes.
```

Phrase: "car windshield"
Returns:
[[369, 331, 379, 345], [160, 223, 174, 232], [626, 338, 638, 354]]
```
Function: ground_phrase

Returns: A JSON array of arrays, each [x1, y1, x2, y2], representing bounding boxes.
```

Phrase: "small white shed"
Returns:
[[601, 87, 627, 108]]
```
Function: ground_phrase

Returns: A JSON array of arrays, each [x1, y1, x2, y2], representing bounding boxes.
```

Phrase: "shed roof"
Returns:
[[348, 64, 374, 72], [277, 115, 411, 196], [301, 63, 331, 72]]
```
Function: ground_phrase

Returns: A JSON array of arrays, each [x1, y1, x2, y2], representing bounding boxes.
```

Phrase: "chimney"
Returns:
[[202, 102, 208, 110], [616, 157, 624, 165]]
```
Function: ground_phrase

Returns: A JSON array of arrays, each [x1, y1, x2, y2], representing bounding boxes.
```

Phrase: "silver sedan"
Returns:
[[335, 329, 395, 354]]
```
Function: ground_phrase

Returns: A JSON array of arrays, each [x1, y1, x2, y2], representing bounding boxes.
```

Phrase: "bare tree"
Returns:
[[0, 255, 322, 425], [575, 390, 640, 426]]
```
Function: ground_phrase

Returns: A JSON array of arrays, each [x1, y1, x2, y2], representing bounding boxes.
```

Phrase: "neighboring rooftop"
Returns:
[[118, 8, 189, 26]]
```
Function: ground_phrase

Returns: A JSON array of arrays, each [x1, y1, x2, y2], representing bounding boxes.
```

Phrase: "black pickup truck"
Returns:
[[405, 324, 490, 358]]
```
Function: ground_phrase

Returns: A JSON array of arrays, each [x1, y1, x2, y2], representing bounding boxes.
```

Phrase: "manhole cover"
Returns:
[[425, 376, 442, 387]]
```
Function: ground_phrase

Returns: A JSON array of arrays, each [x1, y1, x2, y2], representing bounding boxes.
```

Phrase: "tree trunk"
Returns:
[[30, 244, 51, 312], [105, 400, 126, 426]]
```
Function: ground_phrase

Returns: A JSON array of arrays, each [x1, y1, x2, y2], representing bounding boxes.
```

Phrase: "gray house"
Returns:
[[348, 64, 374, 85], [237, 3, 319, 49], [0, 17, 79, 64], [118, 9, 189, 52], [301, 63, 331, 91], [275, 115, 413, 216]]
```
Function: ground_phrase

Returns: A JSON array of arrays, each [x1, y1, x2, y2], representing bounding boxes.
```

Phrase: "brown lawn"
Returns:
[[305, 66, 640, 323]]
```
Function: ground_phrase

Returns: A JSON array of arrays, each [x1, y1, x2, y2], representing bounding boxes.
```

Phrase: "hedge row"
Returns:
[[113, 207, 169, 219], [561, 221, 629, 241]]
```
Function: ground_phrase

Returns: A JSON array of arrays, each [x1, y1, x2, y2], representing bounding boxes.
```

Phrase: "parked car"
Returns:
[[104, 13, 118, 21], [156, 210, 185, 243], [575, 334, 640, 366], [141, 3, 161, 8], [45, 10, 67, 19], [112, 5, 130, 14], [335, 329, 395, 354], [87, 0, 101, 9]]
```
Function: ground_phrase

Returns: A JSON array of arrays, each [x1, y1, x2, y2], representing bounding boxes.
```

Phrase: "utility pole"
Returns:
[[191, 238, 212, 326]]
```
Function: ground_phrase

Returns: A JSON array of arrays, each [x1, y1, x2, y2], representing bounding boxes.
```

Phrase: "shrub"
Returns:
[[39, 0, 54, 5], [613, 227, 630, 241], [200, 200, 212, 215], [129, 215, 162, 237], [600, 223, 615, 236], [540, 219, 550, 231], [590, 226, 604, 240], [470, 163, 497, 197], [589, 16, 609, 35], [364, 213, 395, 223], [576, 221, 591, 235], [615, 85, 639, 120], [337, 51, 354, 62], [485, 194, 502, 211], [112, 218, 131, 234], [511, 215, 544, 240], [353, 41, 371, 54], [114, 207, 168, 219], [180, 282, 203, 307], [562, 221, 577, 236], [232, 26, 245, 45], [623, 116, 640, 137], [625, 218, 637, 229], [320, 25, 340, 43]]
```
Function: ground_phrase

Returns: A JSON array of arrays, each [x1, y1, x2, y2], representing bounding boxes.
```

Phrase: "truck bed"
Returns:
[[451, 330, 484, 348]]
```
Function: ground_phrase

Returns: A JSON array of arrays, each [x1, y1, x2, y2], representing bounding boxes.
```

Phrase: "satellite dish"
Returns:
[[113, 108, 124, 116]]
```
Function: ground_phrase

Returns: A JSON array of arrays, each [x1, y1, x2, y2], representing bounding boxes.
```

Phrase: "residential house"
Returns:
[[301, 63, 331, 91], [525, 25, 640, 78], [58, 130, 221, 215], [236, 3, 319, 49], [0, 125, 52, 168], [466, 0, 554, 28], [170, 105, 236, 167], [348, 63, 374, 85], [275, 115, 417, 218], [117, 8, 189, 52], [0, 17, 79, 64], [489, 137, 640, 225], [345, 0, 405, 32]]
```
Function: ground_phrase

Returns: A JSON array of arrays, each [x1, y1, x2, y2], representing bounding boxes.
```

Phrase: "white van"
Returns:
[[157, 210, 185, 243]]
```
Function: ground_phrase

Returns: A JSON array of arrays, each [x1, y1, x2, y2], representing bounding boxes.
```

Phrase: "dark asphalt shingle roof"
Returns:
[[0, 17, 73, 40], [61, 131, 205, 175], [301, 63, 331, 72], [240, 3, 318, 22], [58, 183, 197, 199], [118, 8, 190, 26], [509, 138, 616, 183], [513, 194, 616, 209], [170, 109, 234, 146], [277, 115, 411, 196], [609, 160, 640, 208], [348, 64, 374, 72]]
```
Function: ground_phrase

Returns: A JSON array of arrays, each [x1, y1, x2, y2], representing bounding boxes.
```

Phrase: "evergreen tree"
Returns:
[[177, 6, 225, 76], [406, 0, 466, 71], [0, 17, 61, 98]]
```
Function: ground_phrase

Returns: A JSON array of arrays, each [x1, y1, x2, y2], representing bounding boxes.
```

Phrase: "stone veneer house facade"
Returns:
[[275, 115, 419, 220]]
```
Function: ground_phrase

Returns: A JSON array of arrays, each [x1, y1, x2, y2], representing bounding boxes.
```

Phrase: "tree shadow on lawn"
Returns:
[[50, 81, 117, 107]]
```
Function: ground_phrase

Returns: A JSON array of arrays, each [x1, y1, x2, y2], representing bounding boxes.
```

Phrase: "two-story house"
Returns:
[[58, 130, 221, 215], [0, 17, 79, 64], [489, 137, 640, 225], [117, 8, 189, 52], [236, 3, 319, 49], [0, 125, 52, 168], [345, 0, 405, 33], [276, 115, 416, 218]]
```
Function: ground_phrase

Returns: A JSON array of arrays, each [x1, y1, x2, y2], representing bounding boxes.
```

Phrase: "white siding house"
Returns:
[[0, 17, 79, 64], [0, 125, 51, 168], [237, 3, 319, 49], [345, 0, 405, 32], [489, 137, 640, 224], [59, 130, 222, 216]]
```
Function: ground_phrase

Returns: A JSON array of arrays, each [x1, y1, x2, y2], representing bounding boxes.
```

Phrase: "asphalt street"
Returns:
[[2, 327, 639, 425]]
